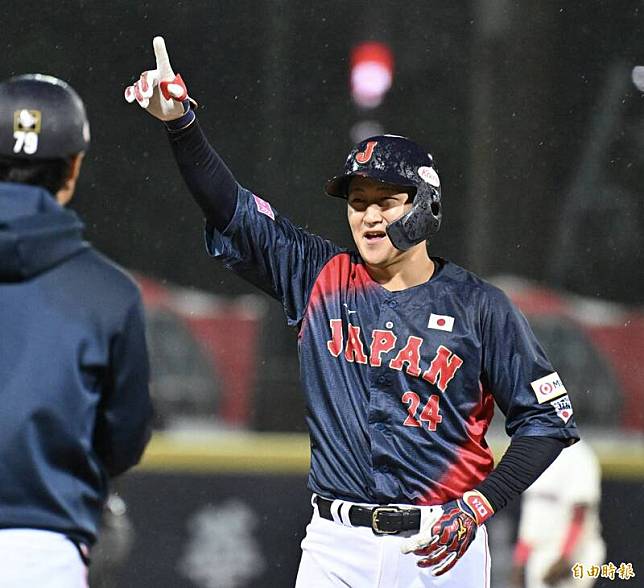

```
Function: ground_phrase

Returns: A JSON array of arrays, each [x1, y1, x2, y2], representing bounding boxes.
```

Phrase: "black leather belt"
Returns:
[[314, 496, 421, 535]]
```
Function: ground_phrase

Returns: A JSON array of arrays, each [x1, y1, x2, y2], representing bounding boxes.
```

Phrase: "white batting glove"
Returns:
[[124, 36, 196, 121]]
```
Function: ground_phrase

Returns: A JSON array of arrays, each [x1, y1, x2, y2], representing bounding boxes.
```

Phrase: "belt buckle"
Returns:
[[371, 506, 401, 535]]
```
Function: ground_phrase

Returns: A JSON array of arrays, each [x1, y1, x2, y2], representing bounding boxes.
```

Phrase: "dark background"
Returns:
[[2, 1, 642, 301], [2, 2, 643, 586], [5, 1, 642, 432]]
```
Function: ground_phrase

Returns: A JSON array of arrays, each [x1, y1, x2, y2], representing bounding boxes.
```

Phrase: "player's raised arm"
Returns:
[[124, 36, 237, 232], [124, 37, 341, 324]]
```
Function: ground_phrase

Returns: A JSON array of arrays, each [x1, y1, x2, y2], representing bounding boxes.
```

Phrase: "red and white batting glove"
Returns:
[[401, 490, 494, 576], [124, 36, 197, 121]]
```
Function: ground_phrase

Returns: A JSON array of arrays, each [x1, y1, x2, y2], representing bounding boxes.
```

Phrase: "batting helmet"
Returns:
[[325, 134, 442, 251], [0, 74, 90, 159]]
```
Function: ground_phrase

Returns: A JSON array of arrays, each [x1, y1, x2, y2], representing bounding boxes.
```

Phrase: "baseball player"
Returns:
[[125, 38, 579, 587], [511, 440, 605, 588], [0, 74, 153, 587]]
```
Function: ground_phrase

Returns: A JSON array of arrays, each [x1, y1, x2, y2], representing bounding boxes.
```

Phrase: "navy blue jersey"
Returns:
[[208, 187, 578, 505]]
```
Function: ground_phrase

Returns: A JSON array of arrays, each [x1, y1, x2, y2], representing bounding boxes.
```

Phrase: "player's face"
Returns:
[[347, 176, 415, 268]]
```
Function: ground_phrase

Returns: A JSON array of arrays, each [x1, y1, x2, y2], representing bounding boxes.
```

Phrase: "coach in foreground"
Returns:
[[126, 38, 579, 587], [0, 74, 152, 587]]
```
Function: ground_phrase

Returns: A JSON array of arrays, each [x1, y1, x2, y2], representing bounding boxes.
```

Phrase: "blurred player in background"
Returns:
[[125, 38, 579, 587], [0, 74, 152, 587], [511, 440, 605, 588]]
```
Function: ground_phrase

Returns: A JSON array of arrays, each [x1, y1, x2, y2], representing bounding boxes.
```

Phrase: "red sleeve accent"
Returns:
[[561, 504, 587, 559], [513, 539, 532, 566]]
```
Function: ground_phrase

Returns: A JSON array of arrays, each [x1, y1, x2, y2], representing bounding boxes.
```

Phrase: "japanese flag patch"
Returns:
[[253, 194, 275, 220], [550, 395, 573, 423], [530, 372, 567, 404], [427, 313, 454, 332]]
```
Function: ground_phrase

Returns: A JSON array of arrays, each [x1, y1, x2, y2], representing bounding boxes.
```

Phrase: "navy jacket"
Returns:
[[0, 182, 152, 545]]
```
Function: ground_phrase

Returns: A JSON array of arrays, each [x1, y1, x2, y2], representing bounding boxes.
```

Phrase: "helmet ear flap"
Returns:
[[386, 183, 442, 251]]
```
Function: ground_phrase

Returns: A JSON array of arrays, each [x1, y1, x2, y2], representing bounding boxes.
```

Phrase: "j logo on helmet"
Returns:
[[12, 109, 41, 154], [355, 141, 377, 164]]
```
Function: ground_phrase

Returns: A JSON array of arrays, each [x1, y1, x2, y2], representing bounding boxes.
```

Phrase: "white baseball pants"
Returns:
[[0, 529, 88, 588], [296, 498, 490, 588]]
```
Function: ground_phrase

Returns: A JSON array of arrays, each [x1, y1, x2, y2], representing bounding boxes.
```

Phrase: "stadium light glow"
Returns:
[[350, 41, 394, 109]]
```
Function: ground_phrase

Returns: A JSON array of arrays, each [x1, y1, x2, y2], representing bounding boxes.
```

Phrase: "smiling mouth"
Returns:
[[364, 230, 387, 241]]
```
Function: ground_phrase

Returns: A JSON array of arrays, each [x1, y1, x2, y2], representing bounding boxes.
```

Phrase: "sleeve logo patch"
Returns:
[[530, 372, 567, 403], [253, 194, 275, 220], [427, 313, 454, 332], [550, 394, 573, 423]]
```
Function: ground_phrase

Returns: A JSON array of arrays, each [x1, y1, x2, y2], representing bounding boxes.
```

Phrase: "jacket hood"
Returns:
[[0, 182, 88, 281]]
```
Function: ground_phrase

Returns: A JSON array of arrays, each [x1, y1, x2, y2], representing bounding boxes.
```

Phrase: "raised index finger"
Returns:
[[153, 36, 174, 78]]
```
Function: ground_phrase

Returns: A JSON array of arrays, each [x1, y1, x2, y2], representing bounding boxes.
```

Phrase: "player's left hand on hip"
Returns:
[[400, 490, 494, 576], [124, 36, 197, 121]]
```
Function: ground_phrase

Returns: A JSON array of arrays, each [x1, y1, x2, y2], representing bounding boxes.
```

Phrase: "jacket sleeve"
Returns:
[[93, 294, 153, 477]]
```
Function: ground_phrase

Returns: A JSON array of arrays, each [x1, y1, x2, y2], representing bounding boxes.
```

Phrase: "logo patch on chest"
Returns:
[[427, 313, 454, 332]]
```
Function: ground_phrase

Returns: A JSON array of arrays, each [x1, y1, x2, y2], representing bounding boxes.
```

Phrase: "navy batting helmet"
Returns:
[[0, 74, 90, 159], [325, 134, 442, 251]]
